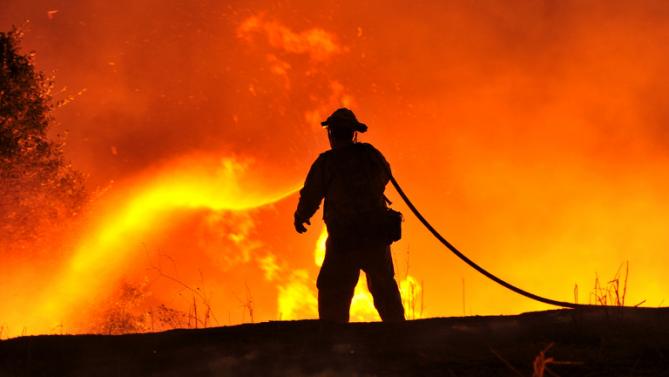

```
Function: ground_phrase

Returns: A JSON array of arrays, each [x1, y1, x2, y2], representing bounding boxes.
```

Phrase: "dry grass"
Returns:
[[234, 283, 255, 323], [97, 254, 221, 334], [531, 342, 583, 377], [531, 343, 558, 377], [150, 255, 219, 328], [591, 261, 628, 306], [401, 246, 424, 320], [492, 342, 583, 377], [588, 261, 644, 307]]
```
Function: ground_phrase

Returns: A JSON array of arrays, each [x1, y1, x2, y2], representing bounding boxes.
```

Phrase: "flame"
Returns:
[[278, 227, 423, 322], [6, 157, 298, 335]]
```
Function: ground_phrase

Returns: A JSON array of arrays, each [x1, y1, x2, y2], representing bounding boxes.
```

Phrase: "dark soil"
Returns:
[[2, 308, 669, 376]]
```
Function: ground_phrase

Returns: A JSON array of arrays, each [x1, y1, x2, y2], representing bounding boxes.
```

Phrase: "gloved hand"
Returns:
[[294, 218, 310, 234]]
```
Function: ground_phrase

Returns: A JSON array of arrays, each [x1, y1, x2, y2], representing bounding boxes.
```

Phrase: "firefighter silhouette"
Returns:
[[294, 108, 405, 322]]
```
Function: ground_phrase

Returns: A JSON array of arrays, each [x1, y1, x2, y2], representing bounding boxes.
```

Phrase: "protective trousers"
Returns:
[[316, 236, 405, 322]]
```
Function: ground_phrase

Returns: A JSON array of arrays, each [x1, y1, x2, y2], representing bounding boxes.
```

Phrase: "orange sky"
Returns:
[[2, 1, 669, 337]]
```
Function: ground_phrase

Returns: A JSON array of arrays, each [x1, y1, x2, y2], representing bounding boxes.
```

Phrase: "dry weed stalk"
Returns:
[[244, 283, 255, 323], [532, 342, 557, 377], [492, 343, 582, 377], [234, 283, 255, 323], [151, 256, 219, 328], [590, 261, 631, 306], [532, 342, 582, 377], [401, 246, 424, 320]]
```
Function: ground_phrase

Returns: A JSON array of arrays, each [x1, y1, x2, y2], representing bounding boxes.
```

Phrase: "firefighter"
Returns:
[[294, 108, 405, 323]]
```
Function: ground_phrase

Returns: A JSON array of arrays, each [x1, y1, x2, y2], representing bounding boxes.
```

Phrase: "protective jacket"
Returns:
[[294, 143, 391, 239]]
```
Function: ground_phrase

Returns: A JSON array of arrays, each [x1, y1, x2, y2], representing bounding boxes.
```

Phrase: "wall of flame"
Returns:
[[2, 1, 669, 337]]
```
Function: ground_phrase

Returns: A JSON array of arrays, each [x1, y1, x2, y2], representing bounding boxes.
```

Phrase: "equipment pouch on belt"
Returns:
[[384, 208, 403, 243], [325, 207, 403, 245]]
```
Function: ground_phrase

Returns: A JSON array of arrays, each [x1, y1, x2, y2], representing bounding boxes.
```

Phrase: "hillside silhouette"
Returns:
[[2, 307, 669, 376]]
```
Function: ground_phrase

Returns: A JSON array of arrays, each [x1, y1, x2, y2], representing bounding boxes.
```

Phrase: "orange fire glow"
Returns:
[[2, 1, 669, 337]]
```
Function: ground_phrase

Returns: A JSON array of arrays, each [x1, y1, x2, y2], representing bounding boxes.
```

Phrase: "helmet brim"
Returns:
[[321, 121, 368, 133]]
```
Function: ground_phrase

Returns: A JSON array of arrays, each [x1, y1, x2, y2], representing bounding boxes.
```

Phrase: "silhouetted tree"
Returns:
[[0, 27, 86, 250]]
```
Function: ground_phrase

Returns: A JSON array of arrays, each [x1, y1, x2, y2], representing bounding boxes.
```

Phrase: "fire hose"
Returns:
[[389, 174, 601, 309]]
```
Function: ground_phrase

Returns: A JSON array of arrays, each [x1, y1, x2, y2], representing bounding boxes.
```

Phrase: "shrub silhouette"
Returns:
[[0, 27, 86, 251]]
